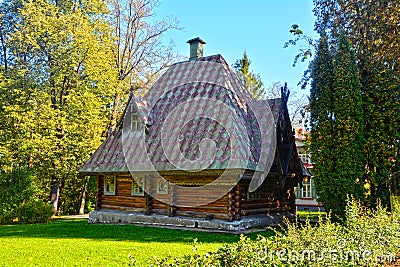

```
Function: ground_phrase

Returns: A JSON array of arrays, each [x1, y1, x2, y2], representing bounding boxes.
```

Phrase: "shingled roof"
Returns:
[[79, 55, 284, 174]]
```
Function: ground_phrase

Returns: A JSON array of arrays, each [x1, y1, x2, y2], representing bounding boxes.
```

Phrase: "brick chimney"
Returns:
[[187, 37, 206, 60]]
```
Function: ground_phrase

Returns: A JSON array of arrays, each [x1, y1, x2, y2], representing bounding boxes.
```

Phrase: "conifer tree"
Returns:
[[309, 34, 336, 217], [234, 52, 266, 100], [310, 33, 365, 219], [312, 0, 399, 208], [330, 33, 365, 218]]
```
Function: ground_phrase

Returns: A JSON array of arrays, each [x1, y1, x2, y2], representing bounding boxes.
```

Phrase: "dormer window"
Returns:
[[131, 112, 142, 131]]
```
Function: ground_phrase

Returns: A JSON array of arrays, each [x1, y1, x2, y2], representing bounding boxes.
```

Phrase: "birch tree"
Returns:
[[107, 0, 179, 133]]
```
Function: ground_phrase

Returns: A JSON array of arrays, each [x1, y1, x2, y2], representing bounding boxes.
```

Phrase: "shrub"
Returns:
[[0, 210, 15, 225], [0, 167, 39, 212], [135, 199, 399, 267], [0, 167, 52, 224], [14, 200, 54, 224]]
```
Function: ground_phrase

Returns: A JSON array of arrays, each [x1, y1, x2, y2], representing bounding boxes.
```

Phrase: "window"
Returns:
[[132, 177, 145, 196], [104, 175, 116, 195], [131, 113, 142, 131], [295, 185, 302, 198], [299, 153, 312, 164], [156, 178, 168, 194], [247, 189, 261, 200], [302, 180, 312, 198], [296, 178, 317, 199], [300, 177, 317, 199]]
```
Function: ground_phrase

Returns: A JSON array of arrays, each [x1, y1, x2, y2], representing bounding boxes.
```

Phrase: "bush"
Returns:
[[0, 200, 53, 225], [0, 167, 39, 212], [14, 200, 54, 224], [0, 167, 52, 224], [135, 199, 399, 267], [0, 210, 15, 225]]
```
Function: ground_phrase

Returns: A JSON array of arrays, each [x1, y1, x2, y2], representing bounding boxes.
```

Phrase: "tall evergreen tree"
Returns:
[[310, 33, 365, 219], [309, 34, 336, 217], [234, 52, 266, 100], [312, 0, 400, 208], [330, 33, 365, 217]]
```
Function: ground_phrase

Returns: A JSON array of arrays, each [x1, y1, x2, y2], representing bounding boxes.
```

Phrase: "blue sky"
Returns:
[[157, 0, 317, 97]]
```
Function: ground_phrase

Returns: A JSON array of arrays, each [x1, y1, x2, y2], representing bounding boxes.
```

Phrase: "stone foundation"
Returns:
[[88, 210, 295, 232]]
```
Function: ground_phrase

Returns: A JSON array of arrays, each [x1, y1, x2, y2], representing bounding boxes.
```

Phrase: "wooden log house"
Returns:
[[79, 38, 306, 230]]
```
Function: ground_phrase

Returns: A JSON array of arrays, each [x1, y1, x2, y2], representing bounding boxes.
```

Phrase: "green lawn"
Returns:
[[0, 219, 274, 266]]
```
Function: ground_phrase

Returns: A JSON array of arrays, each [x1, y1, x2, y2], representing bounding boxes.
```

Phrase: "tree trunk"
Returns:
[[50, 177, 60, 216], [78, 176, 88, 215], [108, 93, 121, 136]]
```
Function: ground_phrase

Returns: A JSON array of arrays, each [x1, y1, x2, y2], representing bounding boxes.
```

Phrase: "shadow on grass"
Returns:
[[0, 219, 275, 243]]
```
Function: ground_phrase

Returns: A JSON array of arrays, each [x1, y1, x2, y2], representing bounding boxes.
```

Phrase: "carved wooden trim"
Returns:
[[228, 191, 234, 222], [234, 184, 241, 221]]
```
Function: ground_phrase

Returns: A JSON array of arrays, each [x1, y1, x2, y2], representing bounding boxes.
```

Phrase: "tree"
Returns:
[[0, 0, 179, 215], [312, 0, 400, 208], [0, 0, 117, 214], [288, 1, 399, 210], [309, 33, 336, 217], [267, 81, 309, 127], [309, 33, 365, 219], [234, 51, 266, 100], [106, 0, 179, 133], [0, 0, 22, 72], [332, 33, 365, 213]]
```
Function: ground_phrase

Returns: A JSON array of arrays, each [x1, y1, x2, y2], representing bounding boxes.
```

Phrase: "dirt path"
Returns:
[[52, 214, 89, 220]]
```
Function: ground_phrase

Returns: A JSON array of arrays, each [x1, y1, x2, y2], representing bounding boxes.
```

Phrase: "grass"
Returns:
[[0, 219, 275, 266], [297, 210, 327, 220]]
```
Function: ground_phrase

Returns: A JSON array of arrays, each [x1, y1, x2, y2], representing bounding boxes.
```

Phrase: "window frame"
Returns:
[[104, 175, 116, 195], [247, 188, 261, 200], [156, 178, 168, 194], [302, 180, 312, 198], [131, 176, 145, 196], [299, 153, 312, 164], [131, 112, 142, 131]]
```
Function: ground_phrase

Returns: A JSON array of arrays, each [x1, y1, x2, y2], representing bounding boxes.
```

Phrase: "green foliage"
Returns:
[[84, 176, 97, 213], [284, 24, 315, 67], [0, 0, 178, 215], [0, 0, 117, 214], [0, 167, 52, 224], [309, 33, 365, 220], [0, 168, 38, 212], [234, 51, 266, 100], [289, 1, 399, 212], [145, 199, 399, 266], [312, 0, 400, 209], [330, 33, 365, 205], [12, 200, 53, 224]]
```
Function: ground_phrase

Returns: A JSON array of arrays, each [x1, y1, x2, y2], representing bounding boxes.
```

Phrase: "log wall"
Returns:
[[95, 171, 296, 221], [239, 173, 295, 217], [96, 174, 147, 213]]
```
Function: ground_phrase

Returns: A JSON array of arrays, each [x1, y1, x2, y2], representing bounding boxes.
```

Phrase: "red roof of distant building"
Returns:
[[295, 128, 309, 141]]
